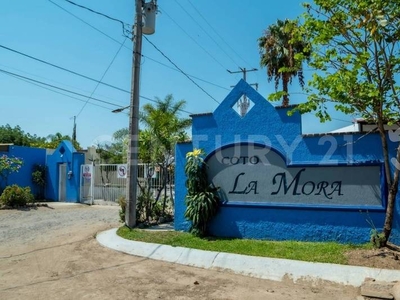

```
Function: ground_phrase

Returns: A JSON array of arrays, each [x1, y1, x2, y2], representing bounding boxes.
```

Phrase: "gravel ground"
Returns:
[[0, 203, 120, 252], [0, 203, 360, 300]]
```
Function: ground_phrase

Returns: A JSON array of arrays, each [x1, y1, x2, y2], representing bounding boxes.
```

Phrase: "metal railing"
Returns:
[[80, 163, 174, 205]]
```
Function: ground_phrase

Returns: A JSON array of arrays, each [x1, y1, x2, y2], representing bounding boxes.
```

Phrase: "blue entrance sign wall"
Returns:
[[175, 79, 400, 244], [206, 143, 384, 208]]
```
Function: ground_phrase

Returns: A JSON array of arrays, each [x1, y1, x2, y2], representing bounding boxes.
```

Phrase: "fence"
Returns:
[[80, 163, 174, 205]]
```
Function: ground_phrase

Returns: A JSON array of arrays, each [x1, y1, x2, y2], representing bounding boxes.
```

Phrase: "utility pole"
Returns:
[[126, 0, 157, 228], [125, 0, 143, 228], [228, 68, 258, 117], [72, 116, 76, 142]]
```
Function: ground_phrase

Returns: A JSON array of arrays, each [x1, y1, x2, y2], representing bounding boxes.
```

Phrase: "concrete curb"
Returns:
[[96, 228, 400, 287]]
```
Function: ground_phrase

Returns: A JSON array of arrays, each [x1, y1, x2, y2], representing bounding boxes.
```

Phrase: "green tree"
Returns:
[[258, 19, 310, 106], [291, 0, 400, 244], [108, 96, 191, 221], [141, 95, 191, 156], [96, 128, 128, 164], [0, 155, 23, 192], [32, 132, 81, 150], [0, 124, 45, 146], [140, 94, 191, 215]]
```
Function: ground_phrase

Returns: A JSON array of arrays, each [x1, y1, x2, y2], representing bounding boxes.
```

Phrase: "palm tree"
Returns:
[[45, 132, 81, 150], [258, 19, 310, 107], [140, 94, 191, 154], [140, 94, 191, 215]]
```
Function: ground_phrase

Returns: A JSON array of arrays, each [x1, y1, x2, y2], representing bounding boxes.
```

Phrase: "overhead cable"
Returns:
[[0, 44, 128, 94], [143, 35, 221, 105], [0, 65, 194, 114], [159, 7, 229, 71], [186, 0, 254, 68], [76, 38, 127, 118], [173, 0, 241, 68], [62, 0, 131, 37], [48, 0, 229, 91], [6, 72, 120, 111], [0, 68, 121, 107]]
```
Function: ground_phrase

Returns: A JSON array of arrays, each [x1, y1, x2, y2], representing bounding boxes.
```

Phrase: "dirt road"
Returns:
[[0, 204, 360, 299]]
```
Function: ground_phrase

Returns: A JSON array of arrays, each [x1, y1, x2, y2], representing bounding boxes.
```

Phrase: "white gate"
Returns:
[[93, 164, 127, 204], [59, 163, 67, 202], [80, 164, 94, 204], [79, 163, 173, 205]]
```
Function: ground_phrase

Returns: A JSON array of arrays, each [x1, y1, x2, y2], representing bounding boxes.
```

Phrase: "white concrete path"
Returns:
[[97, 228, 400, 287]]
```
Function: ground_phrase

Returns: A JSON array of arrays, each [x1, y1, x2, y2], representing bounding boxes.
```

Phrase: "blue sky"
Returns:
[[0, 0, 354, 148]]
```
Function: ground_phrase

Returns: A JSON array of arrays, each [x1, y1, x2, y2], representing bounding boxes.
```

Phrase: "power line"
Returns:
[[173, 0, 241, 68], [0, 63, 194, 114], [62, 0, 131, 37], [76, 38, 127, 117], [0, 68, 122, 107], [48, 0, 229, 91], [159, 6, 229, 71], [0, 44, 129, 94], [113, 96, 194, 115], [0, 62, 123, 103], [49, 0, 131, 48], [4, 71, 121, 112], [144, 55, 230, 91], [186, 0, 254, 68], [47, 1, 207, 111], [143, 35, 220, 105], [0, 44, 203, 111]]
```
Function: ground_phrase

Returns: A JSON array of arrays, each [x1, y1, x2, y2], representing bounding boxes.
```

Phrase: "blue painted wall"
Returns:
[[0, 145, 46, 193], [175, 142, 193, 232], [175, 79, 400, 244], [0, 141, 84, 202], [46, 141, 84, 202]]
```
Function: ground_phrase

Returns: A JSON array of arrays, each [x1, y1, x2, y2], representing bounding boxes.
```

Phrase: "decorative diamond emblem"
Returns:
[[232, 95, 254, 118]]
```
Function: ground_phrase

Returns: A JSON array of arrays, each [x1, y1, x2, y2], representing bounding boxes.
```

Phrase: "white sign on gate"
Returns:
[[117, 164, 127, 178], [82, 164, 93, 180]]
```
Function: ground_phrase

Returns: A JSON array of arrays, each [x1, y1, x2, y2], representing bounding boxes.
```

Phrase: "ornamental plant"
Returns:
[[31, 164, 46, 199], [0, 184, 34, 207], [184, 149, 220, 237], [0, 155, 23, 191]]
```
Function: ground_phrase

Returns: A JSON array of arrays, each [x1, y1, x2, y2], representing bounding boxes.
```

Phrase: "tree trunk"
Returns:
[[162, 165, 168, 215], [169, 170, 174, 210], [383, 141, 400, 242], [282, 73, 289, 107], [377, 120, 399, 244]]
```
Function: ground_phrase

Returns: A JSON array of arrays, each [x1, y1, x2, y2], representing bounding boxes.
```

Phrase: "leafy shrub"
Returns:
[[31, 164, 46, 199], [370, 229, 386, 248], [32, 165, 46, 187], [118, 196, 126, 222], [0, 185, 34, 207], [364, 211, 386, 248], [184, 149, 220, 237]]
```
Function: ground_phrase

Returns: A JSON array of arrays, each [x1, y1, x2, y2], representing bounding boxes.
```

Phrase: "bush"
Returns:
[[184, 149, 220, 237], [370, 229, 386, 248], [0, 185, 34, 207], [31, 164, 46, 199], [118, 196, 126, 222]]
